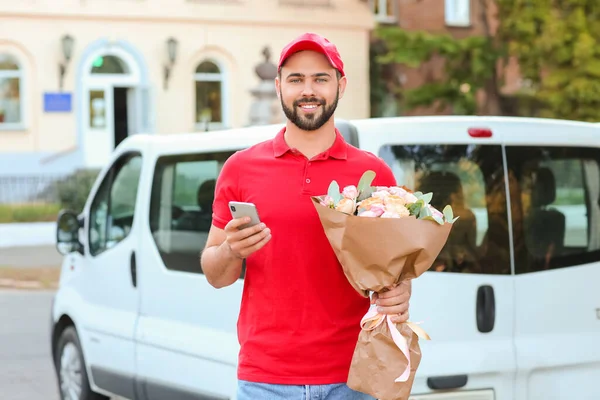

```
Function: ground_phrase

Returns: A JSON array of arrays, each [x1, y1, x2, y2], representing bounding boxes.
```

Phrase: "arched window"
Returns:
[[91, 55, 129, 74], [0, 53, 23, 126], [195, 60, 225, 130]]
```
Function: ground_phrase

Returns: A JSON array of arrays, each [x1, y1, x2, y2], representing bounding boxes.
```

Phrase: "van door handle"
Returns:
[[476, 285, 495, 333], [130, 252, 137, 288], [427, 374, 468, 390]]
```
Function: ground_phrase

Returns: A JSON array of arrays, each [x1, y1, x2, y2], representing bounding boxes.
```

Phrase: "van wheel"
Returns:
[[55, 326, 109, 400]]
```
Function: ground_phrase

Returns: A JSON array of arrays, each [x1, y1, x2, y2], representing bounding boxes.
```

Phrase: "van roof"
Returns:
[[119, 116, 599, 154], [349, 115, 598, 129]]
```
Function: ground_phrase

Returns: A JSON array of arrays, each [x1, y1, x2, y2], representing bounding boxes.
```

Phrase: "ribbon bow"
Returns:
[[360, 304, 431, 382]]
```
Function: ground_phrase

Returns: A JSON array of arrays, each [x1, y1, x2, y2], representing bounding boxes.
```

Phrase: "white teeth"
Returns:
[[300, 105, 318, 109]]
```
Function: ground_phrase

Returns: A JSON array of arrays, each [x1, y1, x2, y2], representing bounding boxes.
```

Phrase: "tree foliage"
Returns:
[[374, 28, 501, 115], [497, 0, 600, 121], [374, 0, 600, 122]]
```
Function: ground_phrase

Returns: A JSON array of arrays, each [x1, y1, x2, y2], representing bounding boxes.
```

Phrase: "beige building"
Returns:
[[0, 0, 375, 175]]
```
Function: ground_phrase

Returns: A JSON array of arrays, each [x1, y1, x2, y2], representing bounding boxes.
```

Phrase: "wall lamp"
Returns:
[[164, 37, 178, 90], [59, 34, 74, 91]]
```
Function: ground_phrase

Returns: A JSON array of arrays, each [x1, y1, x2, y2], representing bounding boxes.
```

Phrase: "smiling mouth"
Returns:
[[298, 104, 320, 111]]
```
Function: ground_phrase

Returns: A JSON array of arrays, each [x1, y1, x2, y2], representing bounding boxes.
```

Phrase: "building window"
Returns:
[[370, 0, 397, 23], [0, 53, 23, 127], [91, 55, 129, 75], [445, 0, 471, 26], [195, 60, 225, 131]]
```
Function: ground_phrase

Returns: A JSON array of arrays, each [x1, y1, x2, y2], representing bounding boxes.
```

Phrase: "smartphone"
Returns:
[[229, 201, 262, 230]]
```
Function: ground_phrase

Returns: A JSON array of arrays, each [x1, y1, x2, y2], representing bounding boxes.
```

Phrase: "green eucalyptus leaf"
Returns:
[[452, 216, 460, 223], [432, 214, 444, 225], [413, 191, 424, 198], [422, 214, 444, 225], [419, 205, 432, 219], [327, 181, 342, 204], [357, 170, 377, 192], [421, 192, 433, 204], [408, 200, 423, 216], [357, 186, 374, 201], [443, 205, 454, 222]]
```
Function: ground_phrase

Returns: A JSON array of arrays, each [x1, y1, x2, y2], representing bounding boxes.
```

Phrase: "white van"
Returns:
[[51, 116, 600, 400]]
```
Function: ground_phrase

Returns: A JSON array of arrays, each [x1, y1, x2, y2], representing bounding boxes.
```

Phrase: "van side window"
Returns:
[[379, 144, 511, 275], [506, 146, 600, 273], [149, 152, 236, 274], [89, 153, 142, 256]]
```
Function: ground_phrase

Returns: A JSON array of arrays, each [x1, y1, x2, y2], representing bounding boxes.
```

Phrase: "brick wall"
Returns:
[[374, 0, 521, 116]]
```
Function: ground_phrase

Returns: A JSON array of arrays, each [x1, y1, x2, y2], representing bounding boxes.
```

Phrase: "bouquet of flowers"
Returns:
[[311, 170, 456, 400]]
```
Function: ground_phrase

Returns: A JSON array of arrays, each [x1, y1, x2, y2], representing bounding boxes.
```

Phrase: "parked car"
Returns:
[[51, 116, 600, 400]]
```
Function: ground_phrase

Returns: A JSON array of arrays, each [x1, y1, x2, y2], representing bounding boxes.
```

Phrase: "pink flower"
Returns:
[[388, 186, 408, 197], [370, 203, 386, 217], [335, 198, 356, 214], [372, 190, 391, 199], [358, 210, 379, 217], [428, 205, 444, 219], [381, 211, 400, 218], [383, 196, 407, 214], [357, 196, 385, 211], [320, 196, 334, 208], [342, 185, 358, 200], [403, 191, 419, 203]]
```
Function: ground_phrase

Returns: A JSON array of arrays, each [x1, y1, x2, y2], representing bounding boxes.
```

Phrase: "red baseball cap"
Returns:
[[278, 32, 345, 77]]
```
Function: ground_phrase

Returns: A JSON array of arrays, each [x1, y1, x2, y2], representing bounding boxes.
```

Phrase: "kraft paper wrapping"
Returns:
[[349, 322, 422, 400], [311, 196, 453, 400]]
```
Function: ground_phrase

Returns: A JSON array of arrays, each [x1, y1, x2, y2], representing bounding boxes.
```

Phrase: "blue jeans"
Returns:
[[237, 380, 376, 400]]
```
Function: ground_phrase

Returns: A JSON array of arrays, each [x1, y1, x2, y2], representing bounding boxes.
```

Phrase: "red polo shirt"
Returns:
[[211, 127, 397, 385]]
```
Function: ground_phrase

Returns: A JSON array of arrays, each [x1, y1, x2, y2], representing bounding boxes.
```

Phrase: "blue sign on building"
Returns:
[[44, 92, 72, 112]]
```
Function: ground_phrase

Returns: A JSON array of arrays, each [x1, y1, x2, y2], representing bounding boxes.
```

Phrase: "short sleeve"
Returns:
[[211, 152, 241, 229], [374, 157, 397, 187]]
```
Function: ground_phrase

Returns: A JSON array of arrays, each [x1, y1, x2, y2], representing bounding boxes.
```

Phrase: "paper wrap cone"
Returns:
[[311, 197, 453, 400]]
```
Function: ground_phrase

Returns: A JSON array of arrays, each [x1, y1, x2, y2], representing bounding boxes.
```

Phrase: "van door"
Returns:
[[355, 119, 516, 399], [135, 149, 242, 400], [80, 151, 143, 398], [504, 128, 600, 400]]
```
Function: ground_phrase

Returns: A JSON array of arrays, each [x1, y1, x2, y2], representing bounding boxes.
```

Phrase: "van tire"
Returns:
[[55, 326, 109, 400]]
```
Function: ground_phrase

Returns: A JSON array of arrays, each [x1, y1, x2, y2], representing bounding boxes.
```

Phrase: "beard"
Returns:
[[280, 90, 339, 131]]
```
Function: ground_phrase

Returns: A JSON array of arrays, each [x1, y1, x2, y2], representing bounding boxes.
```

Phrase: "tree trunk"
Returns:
[[479, 0, 504, 115]]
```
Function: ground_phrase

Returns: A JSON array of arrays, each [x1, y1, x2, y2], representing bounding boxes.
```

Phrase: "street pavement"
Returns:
[[0, 290, 59, 400], [0, 222, 56, 249], [0, 222, 63, 269], [0, 245, 63, 268]]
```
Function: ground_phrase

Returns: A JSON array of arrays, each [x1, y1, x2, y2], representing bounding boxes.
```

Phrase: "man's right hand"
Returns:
[[222, 217, 272, 260]]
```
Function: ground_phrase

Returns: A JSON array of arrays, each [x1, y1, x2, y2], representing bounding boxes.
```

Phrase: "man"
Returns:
[[201, 33, 412, 400]]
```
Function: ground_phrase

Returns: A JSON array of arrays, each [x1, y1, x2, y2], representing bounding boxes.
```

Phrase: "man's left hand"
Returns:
[[371, 280, 411, 324]]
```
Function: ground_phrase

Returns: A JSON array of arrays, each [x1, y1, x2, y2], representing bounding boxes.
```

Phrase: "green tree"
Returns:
[[373, 0, 600, 122], [497, 0, 600, 121], [374, 28, 502, 115], [373, 0, 505, 116]]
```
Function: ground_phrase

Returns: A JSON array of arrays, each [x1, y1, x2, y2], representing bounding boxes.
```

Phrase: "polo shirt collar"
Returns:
[[273, 127, 348, 160]]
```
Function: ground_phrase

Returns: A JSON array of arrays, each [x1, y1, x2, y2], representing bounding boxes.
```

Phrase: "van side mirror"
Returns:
[[56, 210, 83, 255]]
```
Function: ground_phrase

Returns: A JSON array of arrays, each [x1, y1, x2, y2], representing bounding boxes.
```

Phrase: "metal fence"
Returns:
[[0, 170, 99, 205], [0, 175, 64, 204]]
